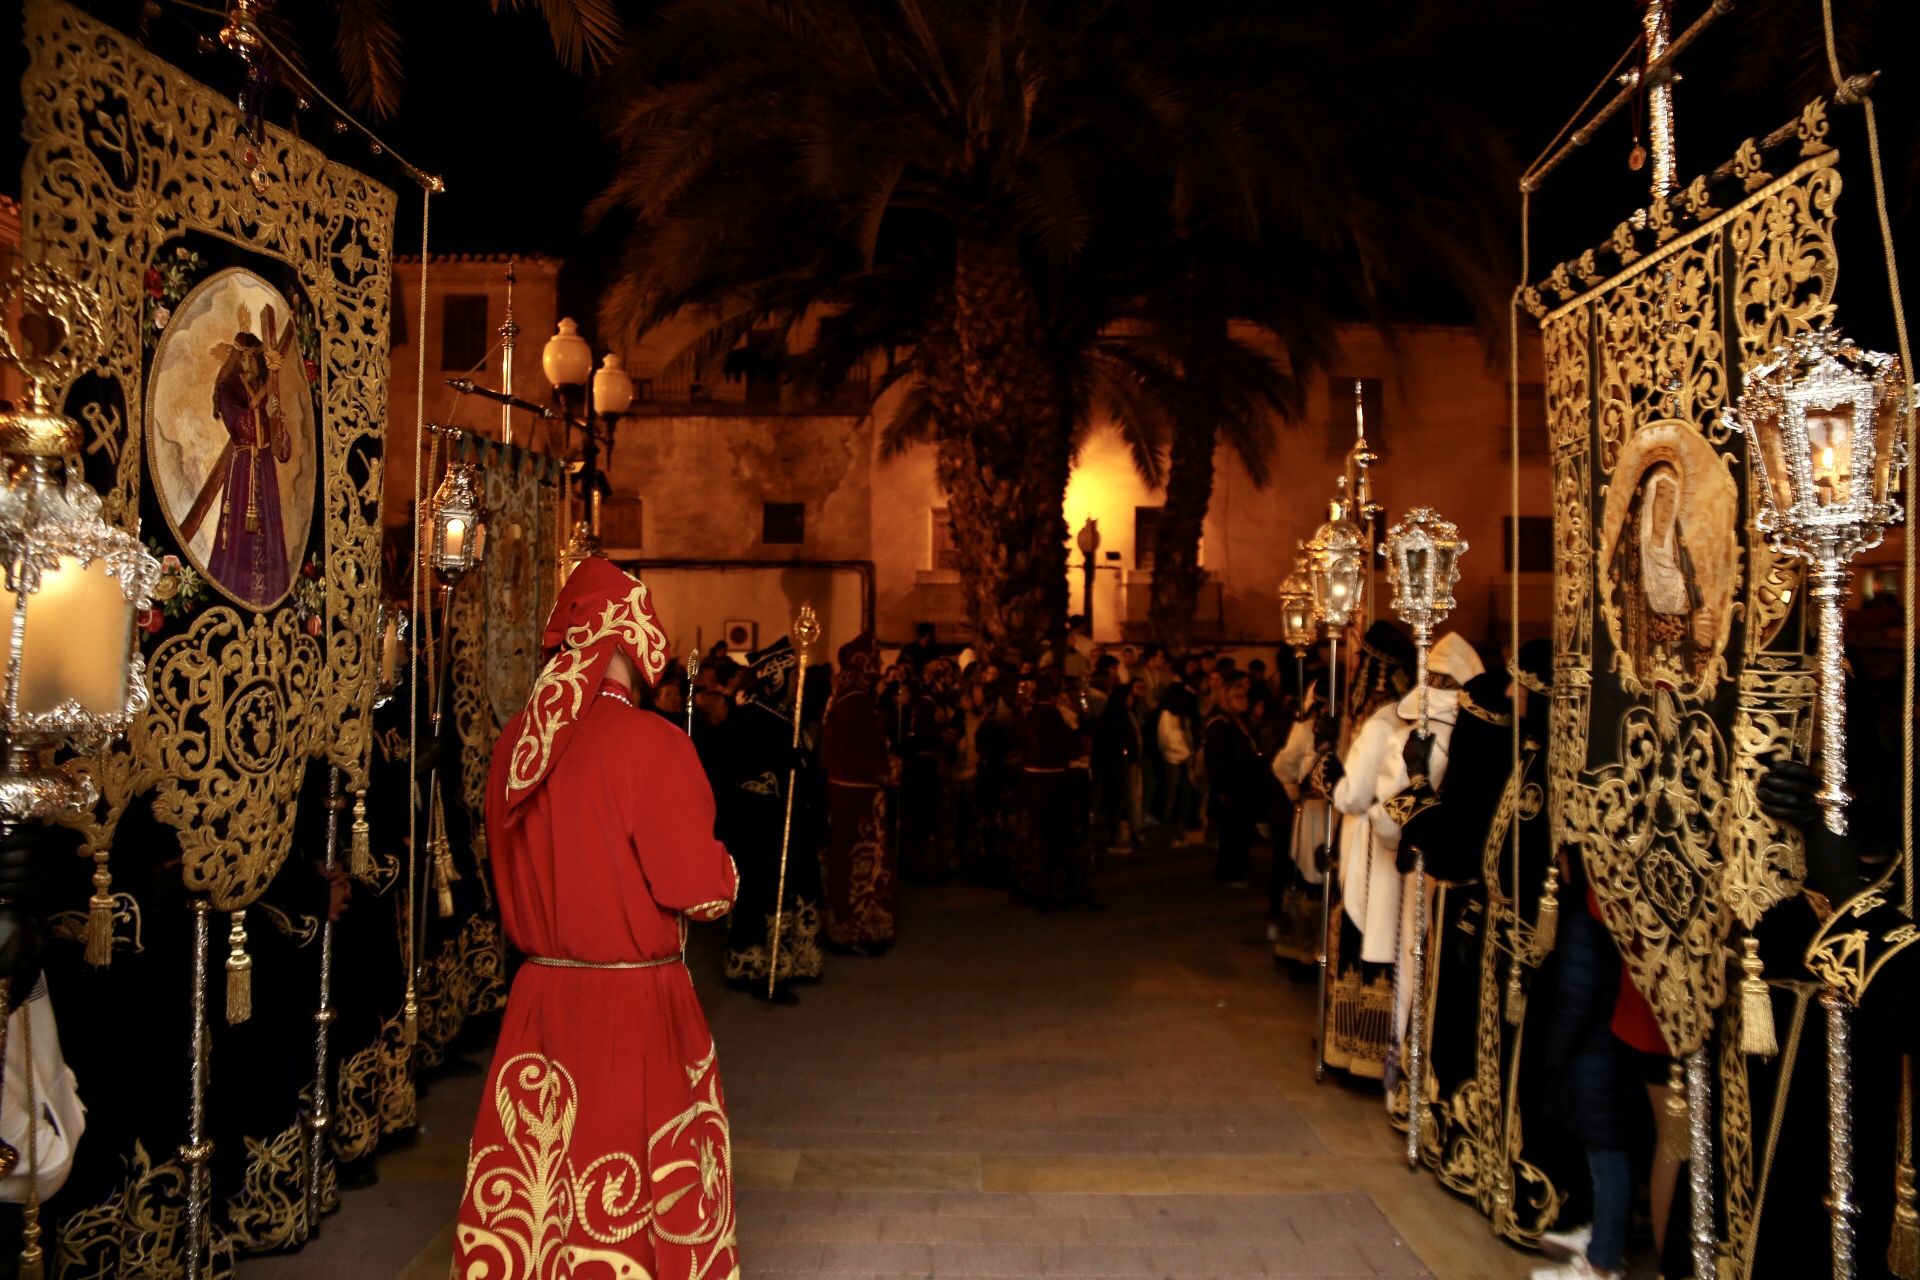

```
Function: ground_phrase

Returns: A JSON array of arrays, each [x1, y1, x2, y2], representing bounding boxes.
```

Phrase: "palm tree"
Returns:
[[592, 0, 1181, 655], [328, 0, 623, 117], [1095, 6, 1514, 649]]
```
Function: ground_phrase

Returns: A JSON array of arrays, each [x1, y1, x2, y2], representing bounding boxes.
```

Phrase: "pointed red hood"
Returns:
[[502, 557, 670, 813]]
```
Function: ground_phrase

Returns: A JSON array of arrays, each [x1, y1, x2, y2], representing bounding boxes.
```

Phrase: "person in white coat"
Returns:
[[1308, 620, 1415, 1080], [1367, 631, 1485, 1047]]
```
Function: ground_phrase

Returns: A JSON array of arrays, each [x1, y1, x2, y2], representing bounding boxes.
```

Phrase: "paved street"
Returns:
[[241, 850, 1538, 1279]]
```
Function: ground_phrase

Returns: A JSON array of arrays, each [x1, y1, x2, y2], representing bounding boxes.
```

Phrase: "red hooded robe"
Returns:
[[454, 558, 741, 1280]]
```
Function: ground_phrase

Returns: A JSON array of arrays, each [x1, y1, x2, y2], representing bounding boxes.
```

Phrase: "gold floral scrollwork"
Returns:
[[226, 1118, 310, 1252], [1588, 697, 1730, 1054], [1722, 669, 1814, 931], [137, 609, 323, 907]]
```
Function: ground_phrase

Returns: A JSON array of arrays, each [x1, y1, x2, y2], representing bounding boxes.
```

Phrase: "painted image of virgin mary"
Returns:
[[1610, 461, 1715, 686], [179, 306, 295, 607]]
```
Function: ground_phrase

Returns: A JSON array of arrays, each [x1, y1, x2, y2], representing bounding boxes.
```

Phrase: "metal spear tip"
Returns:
[[793, 604, 822, 653]]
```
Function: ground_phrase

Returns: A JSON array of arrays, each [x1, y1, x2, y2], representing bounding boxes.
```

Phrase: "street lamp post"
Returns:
[[541, 320, 634, 565], [1076, 516, 1101, 630]]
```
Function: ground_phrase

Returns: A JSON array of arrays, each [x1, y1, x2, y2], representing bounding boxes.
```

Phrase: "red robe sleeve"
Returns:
[[628, 726, 739, 922]]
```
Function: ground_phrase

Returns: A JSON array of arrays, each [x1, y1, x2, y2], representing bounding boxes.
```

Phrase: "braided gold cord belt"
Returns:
[[525, 954, 682, 970]]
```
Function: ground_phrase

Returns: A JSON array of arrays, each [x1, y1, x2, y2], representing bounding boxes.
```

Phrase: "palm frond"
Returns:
[[490, 0, 625, 72], [331, 0, 403, 119]]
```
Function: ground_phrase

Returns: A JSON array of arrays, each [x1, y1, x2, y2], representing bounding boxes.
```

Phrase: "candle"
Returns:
[[444, 517, 466, 562]]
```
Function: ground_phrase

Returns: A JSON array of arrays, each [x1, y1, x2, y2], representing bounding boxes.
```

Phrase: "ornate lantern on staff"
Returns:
[[1733, 326, 1909, 1279], [1381, 505, 1465, 1170], [1732, 326, 1909, 835], [0, 267, 159, 1278], [1305, 499, 1366, 1084], [1278, 565, 1317, 699]]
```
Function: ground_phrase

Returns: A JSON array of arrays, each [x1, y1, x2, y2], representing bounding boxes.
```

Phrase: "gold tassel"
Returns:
[[1892, 1158, 1920, 1279], [1893, 1068, 1920, 1279], [402, 986, 418, 1047], [1659, 1059, 1690, 1160], [225, 910, 251, 1025], [349, 790, 373, 878], [472, 824, 489, 870], [1739, 935, 1779, 1057], [434, 840, 455, 919], [84, 851, 113, 969], [1533, 864, 1559, 959], [1504, 955, 1524, 1026]]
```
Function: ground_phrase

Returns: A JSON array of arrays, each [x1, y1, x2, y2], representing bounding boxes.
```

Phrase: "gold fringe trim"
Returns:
[[1659, 1059, 1690, 1161], [350, 790, 373, 878], [84, 850, 113, 969], [1739, 935, 1778, 1057], [226, 910, 251, 1025]]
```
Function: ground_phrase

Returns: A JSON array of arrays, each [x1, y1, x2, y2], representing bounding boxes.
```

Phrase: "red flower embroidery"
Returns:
[[144, 267, 164, 299]]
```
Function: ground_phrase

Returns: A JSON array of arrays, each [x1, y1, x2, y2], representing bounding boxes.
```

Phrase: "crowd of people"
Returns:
[[636, 615, 1332, 1003]]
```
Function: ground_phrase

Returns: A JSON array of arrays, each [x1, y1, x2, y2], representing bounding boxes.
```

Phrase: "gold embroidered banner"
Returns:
[[21, 0, 394, 910], [1525, 108, 1833, 1058]]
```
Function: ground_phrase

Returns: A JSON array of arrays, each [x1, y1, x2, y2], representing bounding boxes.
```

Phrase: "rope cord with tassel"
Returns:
[[403, 185, 433, 1048]]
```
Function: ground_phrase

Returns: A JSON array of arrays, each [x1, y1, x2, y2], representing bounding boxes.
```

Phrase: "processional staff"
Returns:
[[1381, 507, 1465, 1172], [767, 606, 822, 997]]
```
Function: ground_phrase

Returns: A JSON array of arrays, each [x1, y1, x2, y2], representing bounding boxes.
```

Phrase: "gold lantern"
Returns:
[[1732, 326, 1910, 834]]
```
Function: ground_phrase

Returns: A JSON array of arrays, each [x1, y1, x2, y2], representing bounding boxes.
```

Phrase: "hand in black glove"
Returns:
[[0, 908, 43, 1010], [1759, 753, 1864, 900], [1314, 715, 1339, 751], [0, 824, 49, 906], [1757, 756, 1821, 829], [413, 731, 448, 785], [1401, 730, 1435, 784], [1319, 749, 1345, 789]]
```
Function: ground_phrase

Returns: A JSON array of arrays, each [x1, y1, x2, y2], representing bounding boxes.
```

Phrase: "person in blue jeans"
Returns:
[[1534, 883, 1635, 1279]]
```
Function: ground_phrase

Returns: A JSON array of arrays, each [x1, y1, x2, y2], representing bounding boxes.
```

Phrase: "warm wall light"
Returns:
[[1733, 326, 1910, 833]]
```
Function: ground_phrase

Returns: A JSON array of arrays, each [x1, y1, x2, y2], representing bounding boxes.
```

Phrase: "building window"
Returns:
[[1134, 506, 1162, 570], [931, 507, 959, 571], [601, 497, 643, 548], [762, 502, 805, 545], [1503, 515, 1554, 573], [1326, 375, 1384, 452], [440, 294, 490, 372]]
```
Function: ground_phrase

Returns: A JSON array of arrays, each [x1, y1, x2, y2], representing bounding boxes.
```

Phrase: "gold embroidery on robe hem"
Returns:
[[459, 1047, 736, 1280], [724, 899, 826, 982]]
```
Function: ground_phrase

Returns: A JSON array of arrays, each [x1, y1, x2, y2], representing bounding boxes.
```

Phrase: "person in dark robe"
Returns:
[[820, 634, 900, 955], [1391, 642, 1579, 1247], [1016, 673, 1090, 909], [893, 664, 947, 882], [455, 558, 740, 1280], [720, 636, 826, 1002], [1203, 671, 1263, 888]]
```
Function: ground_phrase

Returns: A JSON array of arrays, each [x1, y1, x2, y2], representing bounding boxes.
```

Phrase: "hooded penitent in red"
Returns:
[[454, 557, 741, 1280]]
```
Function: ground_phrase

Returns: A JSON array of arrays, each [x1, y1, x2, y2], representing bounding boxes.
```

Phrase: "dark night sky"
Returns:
[[2, 1, 1914, 348]]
